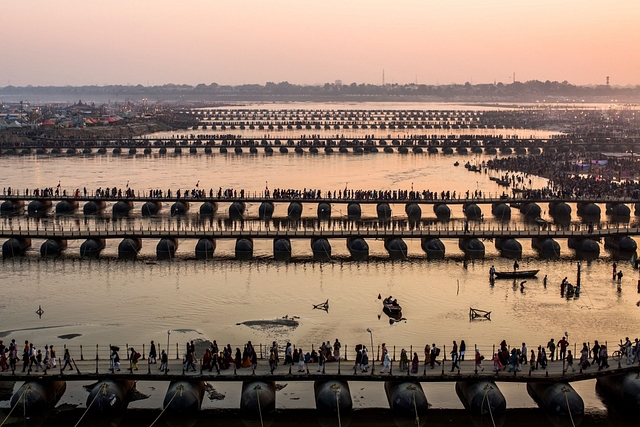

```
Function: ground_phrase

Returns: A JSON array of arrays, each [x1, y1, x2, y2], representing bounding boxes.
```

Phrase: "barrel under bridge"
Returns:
[[3, 361, 639, 421], [15, 134, 640, 151], [2, 196, 639, 224], [1, 227, 638, 261]]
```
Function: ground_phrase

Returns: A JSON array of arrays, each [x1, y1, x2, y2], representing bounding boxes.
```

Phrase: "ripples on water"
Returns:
[[0, 407, 631, 427], [1, 105, 639, 419]]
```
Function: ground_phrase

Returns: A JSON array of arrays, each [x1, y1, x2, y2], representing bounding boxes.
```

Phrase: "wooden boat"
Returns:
[[493, 269, 540, 279], [383, 298, 402, 315]]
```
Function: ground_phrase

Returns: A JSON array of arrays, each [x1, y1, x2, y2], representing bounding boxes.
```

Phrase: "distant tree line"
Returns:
[[1, 80, 639, 102]]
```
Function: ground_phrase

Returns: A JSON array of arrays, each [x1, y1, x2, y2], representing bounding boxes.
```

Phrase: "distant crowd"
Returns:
[[489, 153, 640, 200]]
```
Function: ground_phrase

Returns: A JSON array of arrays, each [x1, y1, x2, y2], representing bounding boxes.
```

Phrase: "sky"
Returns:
[[1, 0, 639, 87]]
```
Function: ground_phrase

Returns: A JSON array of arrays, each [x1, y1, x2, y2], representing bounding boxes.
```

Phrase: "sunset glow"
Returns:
[[1, 0, 639, 86]]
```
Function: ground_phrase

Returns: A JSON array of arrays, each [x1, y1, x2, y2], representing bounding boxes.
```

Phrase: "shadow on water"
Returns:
[[0, 408, 633, 427]]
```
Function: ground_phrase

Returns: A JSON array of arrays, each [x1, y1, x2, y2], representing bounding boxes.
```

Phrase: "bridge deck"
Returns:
[[15, 135, 640, 148], [1, 226, 638, 239], [2, 195, 640, 205], [2, 357, 636, 383]]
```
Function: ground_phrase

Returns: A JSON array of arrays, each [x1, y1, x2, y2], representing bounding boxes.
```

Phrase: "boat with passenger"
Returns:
[[493, 269, 540, 279], [383, 296, 402, 315]]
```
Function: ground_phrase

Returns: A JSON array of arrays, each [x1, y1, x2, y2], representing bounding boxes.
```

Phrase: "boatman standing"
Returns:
[[489, 265, 496, 281], [513, 260, 519, 272]]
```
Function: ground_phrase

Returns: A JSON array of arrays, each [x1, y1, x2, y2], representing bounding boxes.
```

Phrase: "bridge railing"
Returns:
[[1, 218, 638, 237], [3, 188, 640, 204], [13, 338, 632, 368]]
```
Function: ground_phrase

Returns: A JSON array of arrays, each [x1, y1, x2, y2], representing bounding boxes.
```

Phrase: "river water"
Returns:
[[1, 103, 639, 425]]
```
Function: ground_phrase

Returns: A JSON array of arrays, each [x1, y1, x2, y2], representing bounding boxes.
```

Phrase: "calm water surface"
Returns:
[[0, 109, 639, 423]]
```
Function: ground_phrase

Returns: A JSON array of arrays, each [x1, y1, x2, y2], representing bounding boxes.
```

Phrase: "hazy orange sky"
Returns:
[[2, 0, 639, 86]]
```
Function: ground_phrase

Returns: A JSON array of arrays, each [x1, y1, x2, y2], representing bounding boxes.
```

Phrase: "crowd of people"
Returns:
[[5, 168, 640, 203], [0, 339, 72, 374], [4, 335, 638, 376], [0, 184, 569, 202], [488, 153, 640, 200]]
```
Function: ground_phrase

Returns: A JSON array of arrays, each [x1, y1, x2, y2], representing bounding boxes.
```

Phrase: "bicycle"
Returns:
[[611, 343, 630, 361]]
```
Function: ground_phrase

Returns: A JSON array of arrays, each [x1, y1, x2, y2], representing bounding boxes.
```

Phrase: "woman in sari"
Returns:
[[400, 349, 408, 371], [493, 353, 503, 372], [235, 348, 242, 369], [411, 352, 419, 373], [202, 348, 212, 371]]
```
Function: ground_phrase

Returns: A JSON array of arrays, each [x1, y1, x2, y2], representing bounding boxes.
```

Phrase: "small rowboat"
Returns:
[[383, 298, 402, 315], [493, 269, 540, 279]]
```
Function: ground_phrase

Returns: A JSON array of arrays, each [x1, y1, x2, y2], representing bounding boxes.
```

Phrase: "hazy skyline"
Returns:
[[2, 0, 639, 87]]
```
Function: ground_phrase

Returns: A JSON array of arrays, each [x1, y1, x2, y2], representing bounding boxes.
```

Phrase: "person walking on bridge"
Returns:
[[592, 340, 601, 366], [0, 345, 8, 372], [459, 340, 466, 361], [130, 347, 140, 371], [565, 350, 576, 373], [530, 349, 536, 370], [598, 345, 609, 370], [61, 348, 72, 371], [558, 336, 568, 361], [520, 343, 528, 365], [411, 352, 419, 373], [450, 349, 461, 372], [547, 338, 556, 361], [159, 350, 168, 373], [333, 339, 342, 361], [360, 347, 369, 372], [579, 344, 590, 370], [8, 341, 17, 372], [381, 351, 391, 373], [109, 347, 121, 372], [317, 349, 325, 372], [475, 349, 484, 371], [148, 341, 157, 364]]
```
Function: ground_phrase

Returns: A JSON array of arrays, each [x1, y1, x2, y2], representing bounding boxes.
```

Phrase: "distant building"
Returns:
[[335, 80, 342, 86]]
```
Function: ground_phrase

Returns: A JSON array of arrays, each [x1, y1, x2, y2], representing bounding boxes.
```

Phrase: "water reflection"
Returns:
[[0, 408, 629, 427]]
